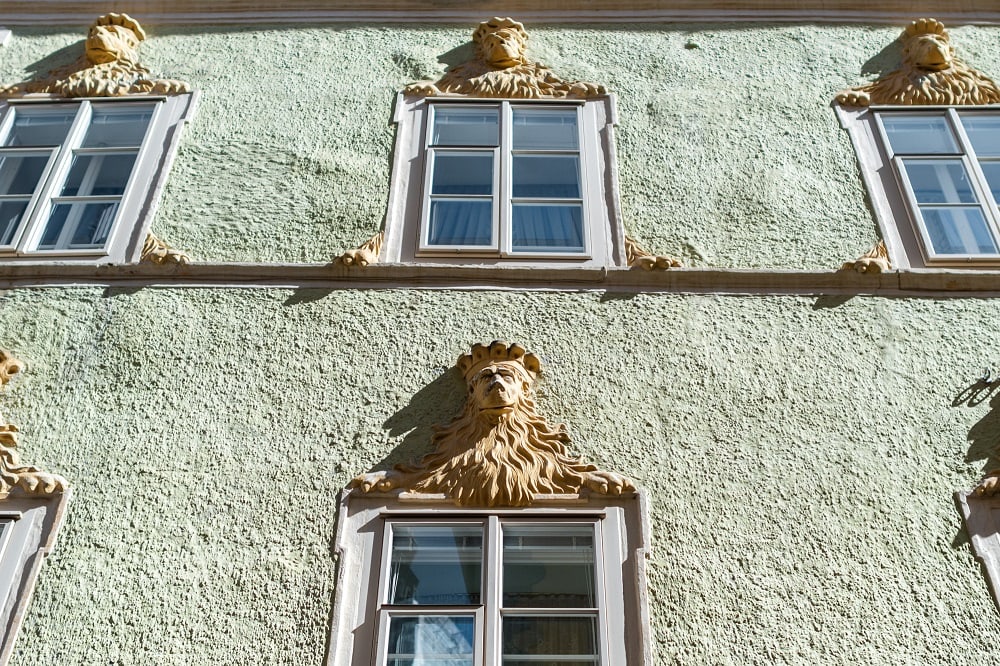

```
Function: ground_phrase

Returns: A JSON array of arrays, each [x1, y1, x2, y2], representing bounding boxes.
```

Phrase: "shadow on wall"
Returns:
[[860, 35, 903, 79], [21, 41, 84, 79], [955, 373, 1000, 470], [364, 367, 466, 473], [952, 374, 1000, 552]]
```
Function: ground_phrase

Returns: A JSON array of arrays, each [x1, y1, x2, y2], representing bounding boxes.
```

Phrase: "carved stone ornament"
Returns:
[[405, 17, 606, 99], [0, 352, 67, 498], [625, 234, 681, 270], [836, 18, 1000, 106], [351, 341, 635, 507], [840, 239, 891, 273], [972, 469, 1000, 497], [140, 232, 190, 265], [0, 13, 190, 99], [337, 231, 384, 267]]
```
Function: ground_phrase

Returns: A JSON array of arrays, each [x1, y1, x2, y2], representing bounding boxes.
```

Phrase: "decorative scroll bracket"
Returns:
[[841, 239, 891, 273], [141, 232, 191, 265], [0, 352, 67, 498]]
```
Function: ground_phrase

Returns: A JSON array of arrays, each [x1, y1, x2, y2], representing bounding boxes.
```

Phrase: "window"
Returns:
[[0, 94, 197, 262], [837, 106, 1000, 268], [0, 493, 68, 664], [327, 496, 650, 666], [382, 95, 626, 266], [378, 519, 604, 665]]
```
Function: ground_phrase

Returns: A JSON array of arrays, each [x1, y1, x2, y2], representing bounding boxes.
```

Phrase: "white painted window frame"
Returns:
[[382, 93, 627, 267], [956, 490, 1000, 609], [326, 491, 651, 666], [0, 492, 69, 666], [836, 103, 1000, 269], [0, 92, 198, 263]]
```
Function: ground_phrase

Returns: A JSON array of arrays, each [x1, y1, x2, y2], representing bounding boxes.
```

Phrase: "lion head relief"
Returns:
[[837, 18, 1000, 106], [0, 13, 190, 99], [351, 341, 635, 507], [405, 17, 606, 100]]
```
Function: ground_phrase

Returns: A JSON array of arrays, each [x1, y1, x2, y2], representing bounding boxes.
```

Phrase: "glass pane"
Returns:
[[389, 525, 483, 605], [427, 200, 493, 247], [962, 115, 1000, 157], [502, 616, 598, 660], [511, 204, 584, 253], [61, 153, 138, 196], [3, 109, 75, 147], [981, 162, 1000, 203], [513, 108, 579, 150], [503, 525, 595, 608], [881, 115, 958, 154], [921, 206, 998, 255], [431, 152, 493, 196], [902, 159, 977, 204], [38, 201, 119, 250], [82, 106, 154, 148], [387, 615, 475, 666], [0, 200, 28, 245], [432, 107, 499, 146], [0, 152, 49, 195], [512, 155, 580, 198]]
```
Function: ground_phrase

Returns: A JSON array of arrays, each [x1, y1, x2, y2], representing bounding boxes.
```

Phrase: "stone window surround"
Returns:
[[836, 104, 1000, 270], [0, 92, 198, 264], [0, 493, 69, 666], [326, 491, 652, 666], [381, 93, 628, 268]]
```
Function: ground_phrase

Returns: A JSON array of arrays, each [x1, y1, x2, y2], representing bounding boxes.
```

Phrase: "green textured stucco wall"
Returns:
[[0, 287, 994, 663], [3, 17, 1000, 665], [5, 22, 1000, 267]]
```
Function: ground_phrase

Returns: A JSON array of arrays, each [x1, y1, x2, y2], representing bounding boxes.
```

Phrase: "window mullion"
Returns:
[[484, 515, 502, 666], [499, 101, 512, 257], [575, 104, 592, 256], [18, 101, 91, 254], [593, 519, 611, 666]]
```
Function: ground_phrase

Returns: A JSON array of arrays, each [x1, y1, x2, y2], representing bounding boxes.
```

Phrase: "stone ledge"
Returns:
[[3, 261, 1000, 296], [2, 4, 999, 25]]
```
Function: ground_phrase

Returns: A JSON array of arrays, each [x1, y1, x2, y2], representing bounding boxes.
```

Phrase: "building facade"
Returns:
[[0, 3, 998, 663]]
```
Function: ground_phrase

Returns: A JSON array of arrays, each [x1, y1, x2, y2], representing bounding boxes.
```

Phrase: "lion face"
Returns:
[[470, 363, 528, 418], [904, 33, 954, 72], [478, 27, 526, 68], [86, 24, 141, 65]]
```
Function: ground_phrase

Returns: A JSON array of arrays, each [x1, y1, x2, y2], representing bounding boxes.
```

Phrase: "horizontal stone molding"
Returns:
[[2, 5, 1000, 25], [0, 261, 999, 296]]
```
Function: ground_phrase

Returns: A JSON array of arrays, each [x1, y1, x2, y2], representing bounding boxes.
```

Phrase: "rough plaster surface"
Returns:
[[0, 288, 991, 662], [6, 23, 999, 267]]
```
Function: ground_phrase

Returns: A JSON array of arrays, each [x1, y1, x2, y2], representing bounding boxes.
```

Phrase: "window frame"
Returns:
[[326, 492, 651, 666], [836, 103, 1000, 269], [0, 492, 69, 665], [382, 93, 627, 267], [0, 92, 198, 263]]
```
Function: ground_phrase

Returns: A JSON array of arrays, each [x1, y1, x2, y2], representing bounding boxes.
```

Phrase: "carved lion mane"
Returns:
[[406, 17, 606, 100], [351, 341, 634, 507], [837, 18, 1000, 106], [0, 13, 189, 98]]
